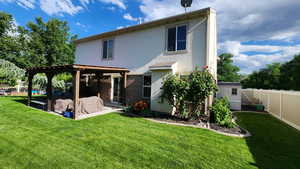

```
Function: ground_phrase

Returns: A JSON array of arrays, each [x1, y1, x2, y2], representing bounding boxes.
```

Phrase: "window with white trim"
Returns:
[[167, 25, 187, 52], [232, 88, 237, 95], [102, 39, 113, 59], [143, 76, 151, 98]]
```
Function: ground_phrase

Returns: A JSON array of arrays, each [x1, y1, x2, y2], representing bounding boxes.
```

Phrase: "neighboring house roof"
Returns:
[[75, 7, 214, 44], [218, 82, 241, 86]]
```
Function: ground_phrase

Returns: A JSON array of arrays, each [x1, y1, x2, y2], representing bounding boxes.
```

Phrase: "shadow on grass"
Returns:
[[236, 112, 300, 169], [10, 96, 47, 110]]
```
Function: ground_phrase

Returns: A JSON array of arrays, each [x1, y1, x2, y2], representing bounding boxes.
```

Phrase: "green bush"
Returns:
[[55, 73, 72, 82], [210, 97, 235, 128], [160, 74, 189, 117], [160, 68, 217, 120], [33, 73, 66, 91]]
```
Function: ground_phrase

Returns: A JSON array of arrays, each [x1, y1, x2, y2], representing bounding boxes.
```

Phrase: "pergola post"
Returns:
[[46, 73, 54, 111], [27, 72, 34, 106], [96, 73, 102, 98], [120, 72, 127, 106], [73, 70, 80, 120]]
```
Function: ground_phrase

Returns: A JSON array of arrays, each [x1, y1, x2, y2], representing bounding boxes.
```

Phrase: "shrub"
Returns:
[[33, 73, 67, 91], [185, 69, 218, 117], [133, 101, 149, 112], [160, 68, 217, 120], [210, 97, 235, 128], [0, 59, 25, 86], [160, 74, 188, 117], [124, 106, 134, 113]]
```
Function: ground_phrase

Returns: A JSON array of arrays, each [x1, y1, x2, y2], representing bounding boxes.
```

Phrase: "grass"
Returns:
[[0, 97, 300, 169]]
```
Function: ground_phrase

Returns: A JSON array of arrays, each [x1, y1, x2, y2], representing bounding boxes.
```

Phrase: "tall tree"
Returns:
[[241, 63, 281, 89], [0, 12, 20, 66], [25, 17, 76, 67], [280, 54, 300, 90], [217, 53, 241, 82], [0, 12, 14, 37]]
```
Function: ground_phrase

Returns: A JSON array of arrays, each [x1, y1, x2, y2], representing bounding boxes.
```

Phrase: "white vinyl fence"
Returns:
[[242, 89, 300, 131]]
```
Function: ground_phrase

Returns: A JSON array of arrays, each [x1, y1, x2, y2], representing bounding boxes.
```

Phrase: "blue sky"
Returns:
[[1, 0, 300, 74]]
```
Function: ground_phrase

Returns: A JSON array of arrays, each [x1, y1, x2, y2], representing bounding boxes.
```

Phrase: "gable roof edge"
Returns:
[[74, 7, 213, 44]]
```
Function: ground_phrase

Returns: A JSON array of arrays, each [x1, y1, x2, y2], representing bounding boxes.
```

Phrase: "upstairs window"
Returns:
[[102, 39, 113, 59], [167, 25, 187, 52]]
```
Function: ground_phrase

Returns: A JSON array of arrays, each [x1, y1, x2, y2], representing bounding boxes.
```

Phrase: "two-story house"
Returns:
[[74, 7, 217, 113]]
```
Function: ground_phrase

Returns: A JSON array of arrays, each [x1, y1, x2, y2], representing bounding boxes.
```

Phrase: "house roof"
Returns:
[[26, 64, 130, 74], [74, 7, 214, 44], [218, 82, 241, 86]]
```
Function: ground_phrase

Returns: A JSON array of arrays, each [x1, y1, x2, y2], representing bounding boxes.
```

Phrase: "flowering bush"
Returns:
[[133, 101, 149, 112]]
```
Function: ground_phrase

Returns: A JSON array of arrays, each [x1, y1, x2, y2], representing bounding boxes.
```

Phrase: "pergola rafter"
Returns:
[[26, 64, 129, 120]]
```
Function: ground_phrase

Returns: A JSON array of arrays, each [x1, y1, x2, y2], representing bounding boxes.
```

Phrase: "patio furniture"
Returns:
[[30, 100, 47, 110]]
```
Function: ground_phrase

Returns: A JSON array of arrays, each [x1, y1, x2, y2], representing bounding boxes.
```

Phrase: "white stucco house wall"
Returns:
[[74, 7, 217, 113]]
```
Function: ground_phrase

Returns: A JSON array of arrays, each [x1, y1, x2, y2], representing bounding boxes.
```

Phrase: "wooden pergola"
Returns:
[[26, 64, 129, 119]]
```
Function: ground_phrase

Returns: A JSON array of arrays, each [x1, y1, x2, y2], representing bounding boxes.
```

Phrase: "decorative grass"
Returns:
[[0, 96, 299, 169]]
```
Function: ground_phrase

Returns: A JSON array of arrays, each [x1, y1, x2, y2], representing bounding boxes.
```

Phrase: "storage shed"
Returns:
[[216, 82, 241, 110]]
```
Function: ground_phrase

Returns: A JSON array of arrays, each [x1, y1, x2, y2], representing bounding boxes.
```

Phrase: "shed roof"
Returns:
[[74, 7, 214, 44], [218, 82, 241, 86]]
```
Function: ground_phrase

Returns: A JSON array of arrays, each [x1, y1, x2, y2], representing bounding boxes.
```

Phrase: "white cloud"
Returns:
[[40, 0, 83, 16], [76, 22, 86, 28], [123, 13, 138, 21], [116, 26, 124, 29], [139, 0, 300, 42], [79, 0, 89, 7], [75, 22, 89, 32], [0, 0, 15, 3], [98, 0, 126, 10], [0, 0, 35, 9], [107, 6, 116, 11], [116, 24, 131, 29], [1, 0, 127, 16], [17, 0, 35, 9], [79, 0, 126, 10], [1, 0, 83, 15], [220, 41, 300, 74]]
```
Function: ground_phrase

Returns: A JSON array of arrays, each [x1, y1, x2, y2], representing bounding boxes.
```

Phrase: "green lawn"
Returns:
[[0, 97, 300, 169]]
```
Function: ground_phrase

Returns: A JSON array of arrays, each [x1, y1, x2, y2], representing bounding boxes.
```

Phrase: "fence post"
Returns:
[[267, 93, 270, 112], [279, 91, 282, 120]]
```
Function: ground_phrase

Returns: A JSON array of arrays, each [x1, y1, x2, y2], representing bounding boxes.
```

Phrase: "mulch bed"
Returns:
[[210, 123, 247, 135], [123, 112, 249, 137]]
